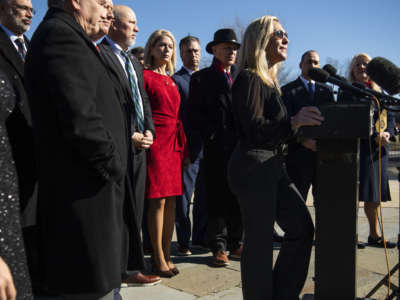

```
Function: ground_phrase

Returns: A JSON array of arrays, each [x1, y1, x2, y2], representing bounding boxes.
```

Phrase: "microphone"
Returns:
[[366, 57, 400, 95], [352, 81, 400, 103], [322, 64, 348, 82], [308, 68, 373, 97]]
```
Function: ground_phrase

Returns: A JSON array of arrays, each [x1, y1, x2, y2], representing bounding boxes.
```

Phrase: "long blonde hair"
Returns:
[[348, 53, 381, 92], [238, 15, 281, 90], [144, 29, 177, 74]]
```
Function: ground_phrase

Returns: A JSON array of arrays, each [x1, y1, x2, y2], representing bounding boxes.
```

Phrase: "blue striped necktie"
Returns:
[[15, 38, 26, 61], [121, 51, 145, 132]]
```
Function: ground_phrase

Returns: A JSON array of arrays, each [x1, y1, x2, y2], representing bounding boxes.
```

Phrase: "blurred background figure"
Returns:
[[173, 35, 208, 256], [338, 53, 396, 249], [130, 46, 144, 65]]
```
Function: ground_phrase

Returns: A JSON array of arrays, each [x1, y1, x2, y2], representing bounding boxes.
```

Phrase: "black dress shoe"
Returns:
[[367, 236, 396, 248], [357, 241, 366, 249]]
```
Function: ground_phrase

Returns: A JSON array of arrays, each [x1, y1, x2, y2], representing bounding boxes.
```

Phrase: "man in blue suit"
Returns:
[[173, 36, 208, 256]]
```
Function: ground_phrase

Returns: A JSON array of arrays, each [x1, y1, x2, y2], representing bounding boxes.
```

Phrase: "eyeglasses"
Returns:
[[13, 4, 36, 16], [274, 30, 288, 39]]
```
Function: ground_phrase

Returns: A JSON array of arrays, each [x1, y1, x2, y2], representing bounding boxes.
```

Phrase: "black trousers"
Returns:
[[204, 142, 242, 253], [127, 149, 146, 271], [228, 145, 314, 300], [285, 149, 316, 201]]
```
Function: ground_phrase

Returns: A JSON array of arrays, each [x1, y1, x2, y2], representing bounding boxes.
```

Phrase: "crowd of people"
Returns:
[[0, 0, 396, 299]]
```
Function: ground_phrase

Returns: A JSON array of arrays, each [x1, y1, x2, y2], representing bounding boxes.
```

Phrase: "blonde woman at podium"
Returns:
[[228, 15, 323, 300]]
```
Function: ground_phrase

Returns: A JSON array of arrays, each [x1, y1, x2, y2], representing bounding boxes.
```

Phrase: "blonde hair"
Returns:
[[348, 53, 381, 92], [238, 15, 281, 90], [144, 29, 176, 74]]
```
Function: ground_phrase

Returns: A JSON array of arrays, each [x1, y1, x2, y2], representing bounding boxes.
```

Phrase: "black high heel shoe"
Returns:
[[170, 266, 180, 275], [151, 264, 175, 278]]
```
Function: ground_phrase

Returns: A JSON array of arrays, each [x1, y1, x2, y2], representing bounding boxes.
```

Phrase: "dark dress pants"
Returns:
[[286, 149, 316, 201], [126, 149, 146, 270], [175, 155, 208, 247], [204, 143, 242, 253], [228, 146, 314, 300], [191, 159, 208, 246]]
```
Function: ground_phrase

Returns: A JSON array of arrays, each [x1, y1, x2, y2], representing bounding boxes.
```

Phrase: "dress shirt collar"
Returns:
[[105, 35, 125, 56], [299, 75, 315, 86], [299, 75, 315, 92], [182, 65, 196, 76]]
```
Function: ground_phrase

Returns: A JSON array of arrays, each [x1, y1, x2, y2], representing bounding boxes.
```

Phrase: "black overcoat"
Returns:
[[188, 59, 238, 208], [24, 8, 133, 294]]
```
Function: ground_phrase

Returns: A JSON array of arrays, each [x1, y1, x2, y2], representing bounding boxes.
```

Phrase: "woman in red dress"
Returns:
[[143, 29, 187, 277]]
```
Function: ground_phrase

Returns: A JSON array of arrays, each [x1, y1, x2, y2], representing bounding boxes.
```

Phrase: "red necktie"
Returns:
[[226, 71, 233, 86]]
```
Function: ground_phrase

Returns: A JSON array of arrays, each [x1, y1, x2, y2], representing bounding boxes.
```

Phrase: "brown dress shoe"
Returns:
[[229, 245, 243, 260], [212, 250, 229, 267], [121, 272, 162, 287]]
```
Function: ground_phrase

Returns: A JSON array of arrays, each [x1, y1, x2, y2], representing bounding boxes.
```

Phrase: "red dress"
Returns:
[[144, 70, 186, 199]]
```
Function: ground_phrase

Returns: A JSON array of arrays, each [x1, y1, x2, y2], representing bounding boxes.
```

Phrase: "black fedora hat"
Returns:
[[206, 28, 240, 54]]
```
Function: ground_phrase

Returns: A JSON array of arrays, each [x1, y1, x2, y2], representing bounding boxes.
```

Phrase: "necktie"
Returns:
[[308, 81, 314, 102], [120, 51, 145, 132], [15, 38, 26, 61], [225, 71, 233, 87]]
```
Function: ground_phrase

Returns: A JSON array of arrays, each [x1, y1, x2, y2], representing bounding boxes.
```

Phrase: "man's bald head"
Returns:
[[108, 5, 138, 51]]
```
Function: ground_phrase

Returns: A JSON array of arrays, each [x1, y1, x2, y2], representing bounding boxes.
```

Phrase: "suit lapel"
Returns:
[[100, 39, 132, 96], [210, 64, 231, 110], [0, 28, 24, 77]]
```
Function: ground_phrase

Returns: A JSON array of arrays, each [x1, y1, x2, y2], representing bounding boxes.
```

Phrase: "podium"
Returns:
[[299, 103, 373, 300]]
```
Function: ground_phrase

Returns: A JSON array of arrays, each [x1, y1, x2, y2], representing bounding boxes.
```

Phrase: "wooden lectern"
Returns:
[[299, 103, 373, 300]]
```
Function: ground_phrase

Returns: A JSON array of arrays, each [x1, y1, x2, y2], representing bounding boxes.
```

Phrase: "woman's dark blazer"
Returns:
[[338, 88, 394, 202]]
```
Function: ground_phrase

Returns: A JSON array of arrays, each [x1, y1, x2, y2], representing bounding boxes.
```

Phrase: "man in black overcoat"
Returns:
[[188, 28, 242, 267], [282, 50, 335, 202], [24, 0, 135, 298], [98, 4, 160, 287]]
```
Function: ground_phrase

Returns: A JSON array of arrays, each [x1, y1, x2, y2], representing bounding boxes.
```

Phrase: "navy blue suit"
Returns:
[[282, 77, 335, 200], [172, 67, 207, 247]]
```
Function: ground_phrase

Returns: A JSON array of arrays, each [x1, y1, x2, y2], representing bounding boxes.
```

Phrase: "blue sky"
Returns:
[[30, 0, 399, 80]]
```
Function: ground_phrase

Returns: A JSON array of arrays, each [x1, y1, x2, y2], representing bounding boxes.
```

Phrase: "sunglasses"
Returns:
[[274, 30, 288, 39]]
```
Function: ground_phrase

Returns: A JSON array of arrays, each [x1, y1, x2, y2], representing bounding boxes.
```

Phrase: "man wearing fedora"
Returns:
[[188, 28, 242, 267]]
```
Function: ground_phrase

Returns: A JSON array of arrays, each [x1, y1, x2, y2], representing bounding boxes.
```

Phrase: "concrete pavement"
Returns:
[[120, 172, 400, 300]]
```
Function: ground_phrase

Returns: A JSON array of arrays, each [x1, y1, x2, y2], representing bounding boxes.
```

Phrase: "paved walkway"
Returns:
[[120, 173, 400, 300]]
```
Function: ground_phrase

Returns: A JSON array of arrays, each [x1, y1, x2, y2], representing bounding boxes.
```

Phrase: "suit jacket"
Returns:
[[24, 8, 133, 294], [0, 26, 37, 227], [188, 59, 238, 161], [281, 77, 334, 165], [173, 67, 203, 161], [99, 38, 155, 138]]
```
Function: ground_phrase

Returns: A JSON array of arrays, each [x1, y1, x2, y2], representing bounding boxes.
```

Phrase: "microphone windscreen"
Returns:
[[352, 82, 365, 90], [366, 57, 400, 95], [308, 68, 329, 83], [323, 64, 337, 76]]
